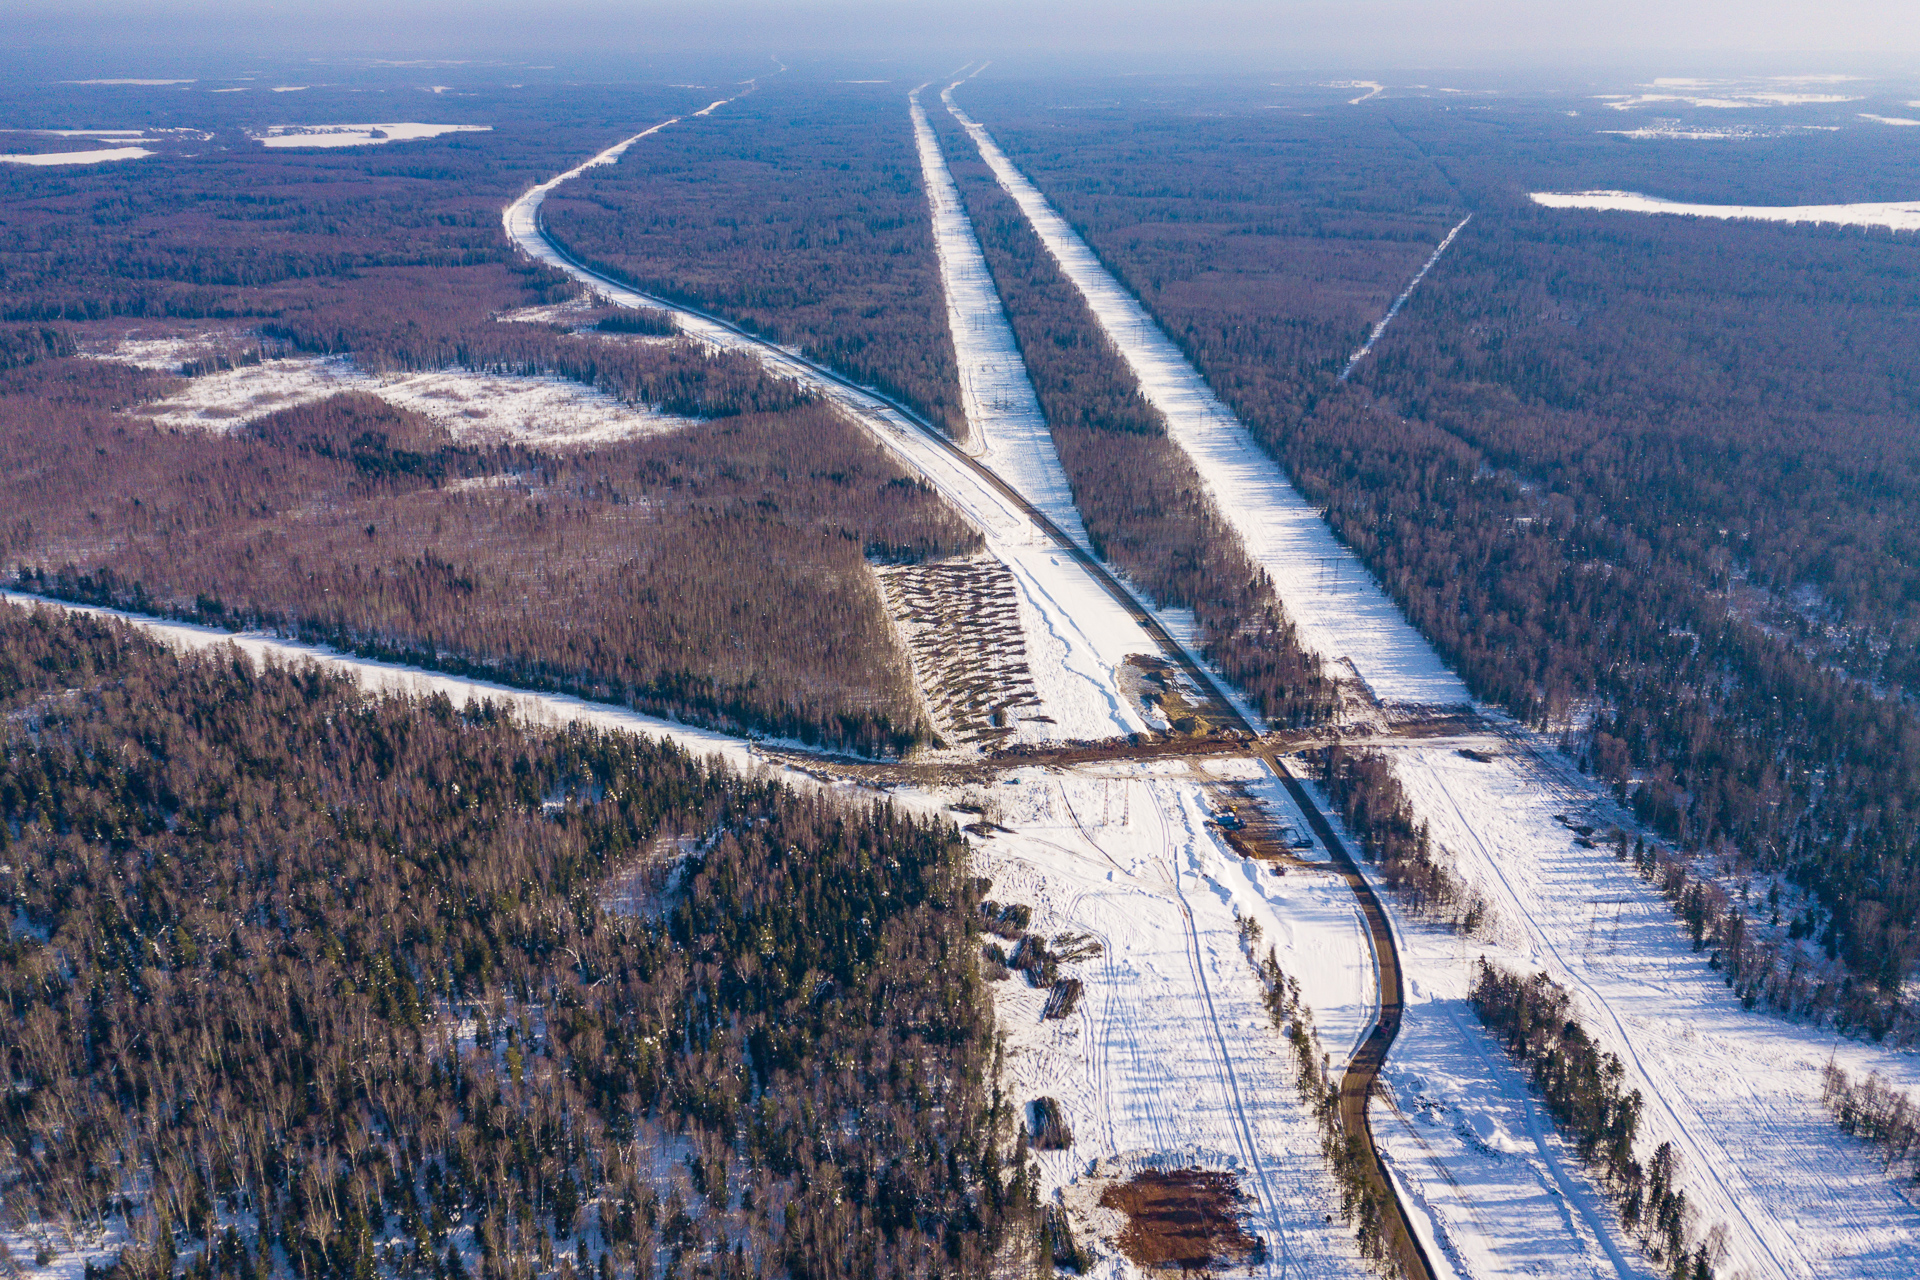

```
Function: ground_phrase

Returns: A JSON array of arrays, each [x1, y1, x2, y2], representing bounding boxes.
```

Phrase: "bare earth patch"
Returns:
[[1097, 1169, 1266, 1272]]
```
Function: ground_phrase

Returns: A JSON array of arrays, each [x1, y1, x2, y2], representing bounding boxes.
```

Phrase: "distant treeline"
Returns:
[[0, 603, 1030, 1280]]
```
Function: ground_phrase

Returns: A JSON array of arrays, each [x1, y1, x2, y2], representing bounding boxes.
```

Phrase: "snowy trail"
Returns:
[[504, 107, 1153, 742], [1340, 215, 1472, 380], [942, 87, 1469, 707], [0, 593, 777, 783]]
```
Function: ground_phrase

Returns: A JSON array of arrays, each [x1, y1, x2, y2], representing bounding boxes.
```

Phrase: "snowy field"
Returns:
[[249, 122, 491, 148], [943, 86, 1470, 708], [122, 350, 699, 447], [1531, 190, 1920, 232], [0, 146, 152, 165]]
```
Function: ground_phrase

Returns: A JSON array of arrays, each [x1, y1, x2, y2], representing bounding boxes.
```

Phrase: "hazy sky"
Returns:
[[8, 0, 1916, 74]]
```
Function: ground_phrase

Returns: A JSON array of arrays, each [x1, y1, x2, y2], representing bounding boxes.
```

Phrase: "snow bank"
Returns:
[[1531, 189, 1920, 232], [1, 147, 152, 166], [943, 89, 1472, 707], [251, 123, 490, 148]]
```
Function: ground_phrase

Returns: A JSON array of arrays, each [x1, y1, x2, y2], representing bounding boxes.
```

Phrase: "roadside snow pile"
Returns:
[[250, 123, 490, 148], [129, 352, 697, 447], [1, 147, 152, 166], [1530, 189, 1920, 232]]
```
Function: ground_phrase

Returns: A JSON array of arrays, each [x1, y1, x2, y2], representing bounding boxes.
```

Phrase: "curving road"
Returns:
[[510, 123, 1434, 1280]]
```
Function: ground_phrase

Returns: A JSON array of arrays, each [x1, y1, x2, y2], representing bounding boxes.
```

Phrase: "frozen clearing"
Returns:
[[250, 123, 491, 148], [124, 351, 698, 447], [1531, 189, 1920, 232], [507, 109, 1156, 743], [944, 88, 1470, 707], [1, 146, 152, 165]]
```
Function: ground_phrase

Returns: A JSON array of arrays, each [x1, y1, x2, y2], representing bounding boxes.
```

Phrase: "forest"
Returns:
[[0, 359, 978, 755], [962, 80, 1920, 1011], [923, 106, 1332, 730], [540, 82, 967, 440], [0, 603, 1033, 1280]]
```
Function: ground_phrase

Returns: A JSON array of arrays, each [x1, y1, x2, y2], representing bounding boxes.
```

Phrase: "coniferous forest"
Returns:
[[0, 604, 1027, 1280]]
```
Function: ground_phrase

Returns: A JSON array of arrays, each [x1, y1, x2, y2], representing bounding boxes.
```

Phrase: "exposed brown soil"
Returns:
[[1097, 1169, 1264, 1272]]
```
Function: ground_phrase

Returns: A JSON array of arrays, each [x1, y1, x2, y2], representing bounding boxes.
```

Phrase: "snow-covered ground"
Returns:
[[250, 123, 490, 148], [1597, 79, 1860, 111], [942, 87, 1470, 708], [949, 86, 1920, 1280], [1, 146, 152, 165], [1365, 740, 1920, 1280], [970, 759, 1375, 1279], [1860, 114, 1920, 127], [125, 351, 699, 447], [908, 91, 1126, 580], [1531, 190, 1920, 232], [505, 107, 1157, 744]]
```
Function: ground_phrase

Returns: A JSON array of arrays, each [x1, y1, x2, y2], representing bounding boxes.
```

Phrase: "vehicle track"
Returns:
[[518, 122, 1432, 1280], [1150, 785, 1293, 1278]]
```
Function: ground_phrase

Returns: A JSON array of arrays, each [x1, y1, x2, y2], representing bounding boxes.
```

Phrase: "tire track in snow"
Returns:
[[1417, 761, 1794, 1280], [1150, 787, 1293, 1278]]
